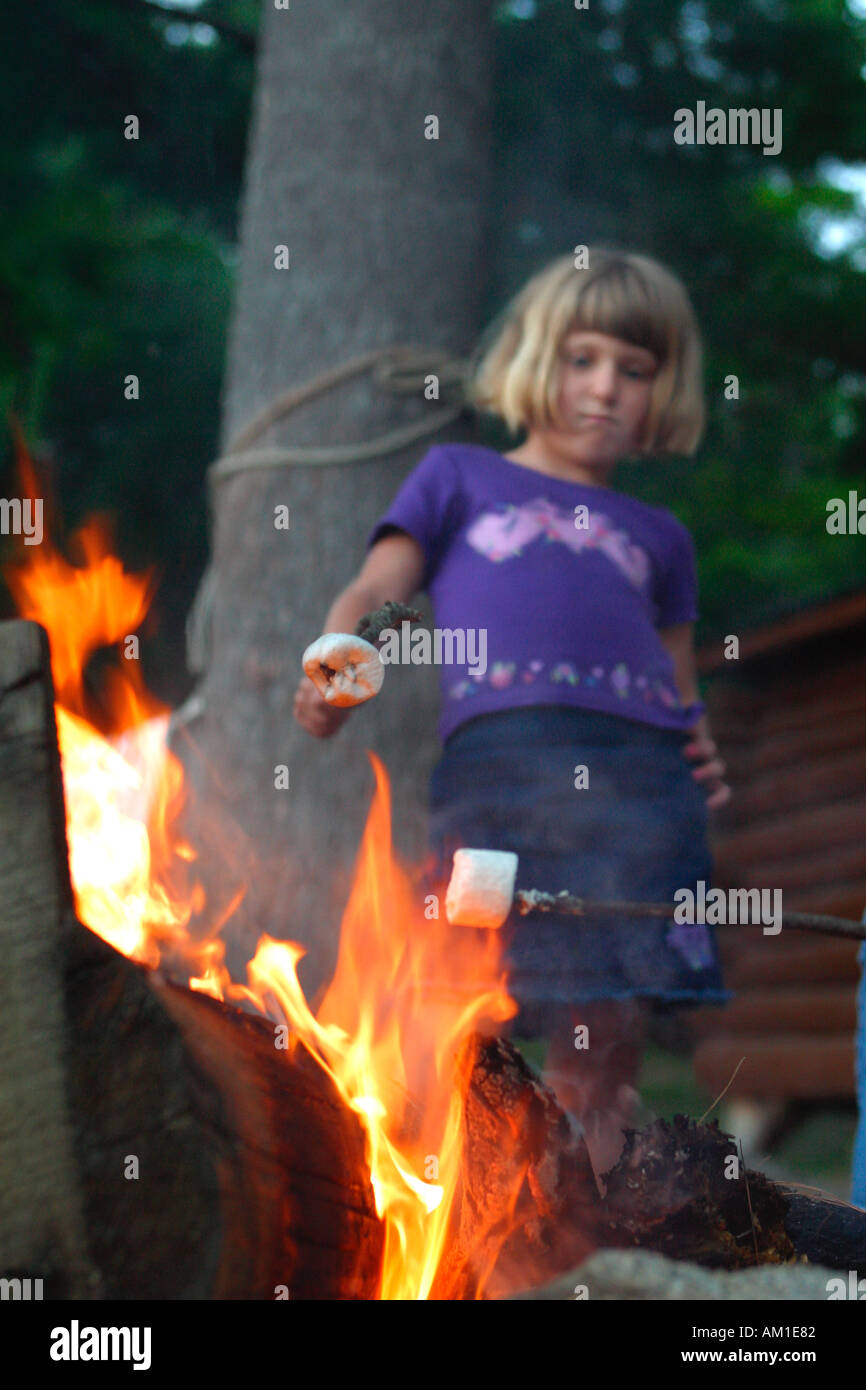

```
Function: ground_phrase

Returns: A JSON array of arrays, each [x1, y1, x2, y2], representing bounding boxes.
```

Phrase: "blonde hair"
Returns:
[[467, 247, 705, 456]]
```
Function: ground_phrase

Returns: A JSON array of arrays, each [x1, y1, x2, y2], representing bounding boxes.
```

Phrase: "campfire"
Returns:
[[5, 453, 531, 1298], [3, 446, 866, 1300]]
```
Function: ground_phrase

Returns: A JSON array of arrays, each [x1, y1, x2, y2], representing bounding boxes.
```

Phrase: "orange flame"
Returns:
[[6, 510, 216, 973], [241, 757, 516, 1298], [4, 443, 519, 1299]]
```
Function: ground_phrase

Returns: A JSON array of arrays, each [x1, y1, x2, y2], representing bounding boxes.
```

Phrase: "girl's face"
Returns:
[[529, 329, 659, 478]]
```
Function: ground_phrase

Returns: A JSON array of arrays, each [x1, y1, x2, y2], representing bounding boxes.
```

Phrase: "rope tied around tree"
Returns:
[[207, 344, 472, 482], [185, 344, 473, 678]]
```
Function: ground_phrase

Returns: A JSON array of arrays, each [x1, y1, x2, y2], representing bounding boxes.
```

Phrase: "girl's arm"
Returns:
[[658, 622, 731, 809], [321, 531, 426, 633]]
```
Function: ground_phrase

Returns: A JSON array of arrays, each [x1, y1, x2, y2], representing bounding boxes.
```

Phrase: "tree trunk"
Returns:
[[174, 1, 494, 1000]]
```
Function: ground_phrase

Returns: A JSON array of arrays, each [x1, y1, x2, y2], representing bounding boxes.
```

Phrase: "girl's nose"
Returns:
[[590, 361, 619, 402]]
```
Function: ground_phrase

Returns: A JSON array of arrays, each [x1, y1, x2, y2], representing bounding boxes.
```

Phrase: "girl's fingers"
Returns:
[[299, 714, 333, 738], [683, 740, 730, 805], [683, 738, 716, 760], [691, 757, 726, 782], [293, 685, 351, 737], [705, 782, 732, 810]]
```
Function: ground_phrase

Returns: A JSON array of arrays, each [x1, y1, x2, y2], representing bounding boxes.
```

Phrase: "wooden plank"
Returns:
[[792, 881, 866, 919], [687, 987, 857, 1038], [712, 841, 866, 902], [717, 703, 866, 776], [713, 799, 866, 871], [708, 684, 866, 747], [713, 930, 815, 967], [705, 646, 866, 705], [694, 1036, 855, 1101], [722, 938, 859, 988], [719, 743, 866, 826]]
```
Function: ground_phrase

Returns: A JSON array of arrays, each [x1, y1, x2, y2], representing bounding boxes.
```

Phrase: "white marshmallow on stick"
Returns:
[[445, 847, 866, 941], [302, 632, 385, 707], [445, 848, 519, 929]]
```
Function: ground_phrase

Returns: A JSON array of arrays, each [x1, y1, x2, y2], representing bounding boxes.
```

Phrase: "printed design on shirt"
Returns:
[[489, 662, 516, 690], [465, 498, 651, 590], [665, 919, 715, 972], [447, 659, 681, 710]]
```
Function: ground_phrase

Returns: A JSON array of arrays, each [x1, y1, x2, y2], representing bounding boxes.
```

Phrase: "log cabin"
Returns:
[[684, 588, 866, 1145]]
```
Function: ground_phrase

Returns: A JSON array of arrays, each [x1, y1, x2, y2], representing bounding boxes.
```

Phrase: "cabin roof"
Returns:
[[697, 587, 866, 676]]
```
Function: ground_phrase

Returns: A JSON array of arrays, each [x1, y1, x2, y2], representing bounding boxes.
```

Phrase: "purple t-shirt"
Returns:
[[367, 443, 706, 744]]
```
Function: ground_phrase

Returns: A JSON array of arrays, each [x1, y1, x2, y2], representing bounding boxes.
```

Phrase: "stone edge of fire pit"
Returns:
[[507, 1248, 841, 1301]]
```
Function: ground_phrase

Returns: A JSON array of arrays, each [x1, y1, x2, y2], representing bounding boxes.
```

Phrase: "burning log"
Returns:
[[68, 938, 384, 1299], [600, 1115, 796, 1268], [590, 1116, 866, 1281], [0, 618, 382, 1299], [0, 620, 97, 1298], [444, 1058, 866, 1294], [433, 1036, 602, 1299], [773, 1181, 866, 1274]]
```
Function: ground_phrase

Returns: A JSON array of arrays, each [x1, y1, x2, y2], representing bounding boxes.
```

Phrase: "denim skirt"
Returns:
[[427, 706, 729, 1035]]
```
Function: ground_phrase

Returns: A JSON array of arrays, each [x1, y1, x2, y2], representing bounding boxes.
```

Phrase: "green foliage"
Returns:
[[0, 0, 255, 700]]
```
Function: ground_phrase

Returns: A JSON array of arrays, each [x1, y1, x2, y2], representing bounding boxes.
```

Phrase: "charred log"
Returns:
[[65, 933, 384, 1299], [600, 1115, 796, 1269], [434, 1036, 602, 1299], [0, 618, 382, 1299]]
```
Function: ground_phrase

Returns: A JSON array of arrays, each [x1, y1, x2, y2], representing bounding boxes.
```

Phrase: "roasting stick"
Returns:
[[445, 848, 866, 943], [511, 890, 866, 943]]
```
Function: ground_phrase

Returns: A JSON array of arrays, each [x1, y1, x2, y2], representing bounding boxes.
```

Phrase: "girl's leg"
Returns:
[[543, 998, 650, 1183]]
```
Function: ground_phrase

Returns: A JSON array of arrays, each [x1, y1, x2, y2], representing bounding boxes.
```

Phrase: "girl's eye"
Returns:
[[567, 356, 648, 378]]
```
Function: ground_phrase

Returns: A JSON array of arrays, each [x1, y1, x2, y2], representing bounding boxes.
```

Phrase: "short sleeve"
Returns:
[[654, 516, 700, 627], [366, 444, 462, 587]]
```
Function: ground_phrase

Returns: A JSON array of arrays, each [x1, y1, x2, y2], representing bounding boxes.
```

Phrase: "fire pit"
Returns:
[[2, 498, 866, 1300]]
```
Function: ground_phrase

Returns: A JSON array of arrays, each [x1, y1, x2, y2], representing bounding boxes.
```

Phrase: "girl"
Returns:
[[294, 248, 731, 1174]]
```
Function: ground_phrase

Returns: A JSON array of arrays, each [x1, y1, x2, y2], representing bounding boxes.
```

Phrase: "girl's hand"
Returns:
[[293, 676, 353, 738], [682, 735, 731, 810]]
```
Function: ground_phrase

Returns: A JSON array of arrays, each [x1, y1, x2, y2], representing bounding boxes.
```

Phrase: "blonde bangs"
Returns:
[[468, 248, 705, 456]]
